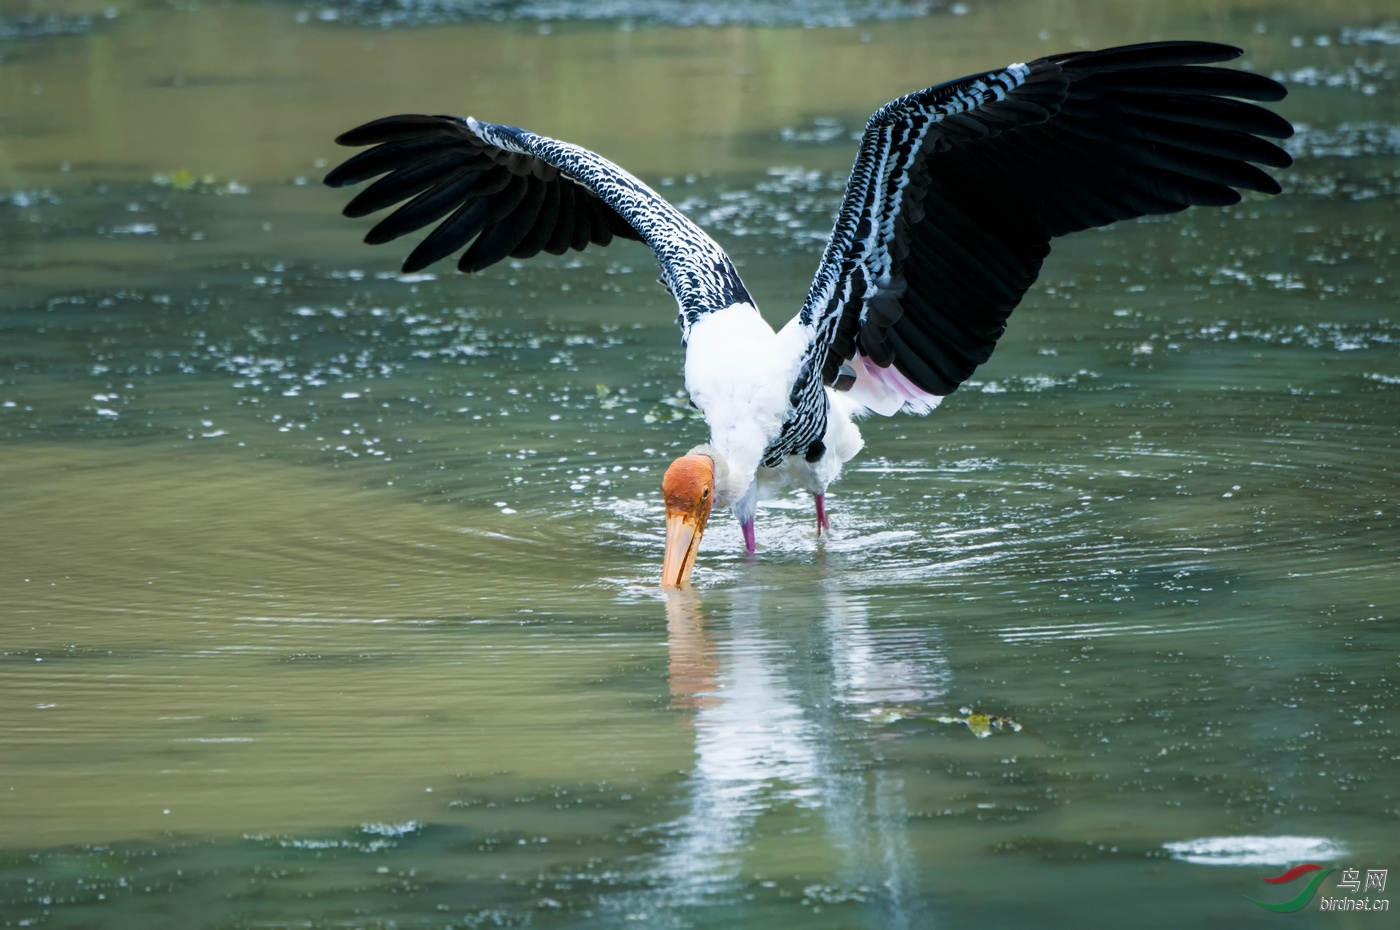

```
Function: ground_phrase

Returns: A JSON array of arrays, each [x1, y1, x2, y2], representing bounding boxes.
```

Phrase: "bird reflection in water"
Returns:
[[664, 590, 720, 716], [643, 587, 951, 927]]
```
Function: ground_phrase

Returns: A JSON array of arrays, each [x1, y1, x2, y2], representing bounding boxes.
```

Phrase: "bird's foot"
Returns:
[[741, 518, 757, 553], [815, 493, 830, 535]]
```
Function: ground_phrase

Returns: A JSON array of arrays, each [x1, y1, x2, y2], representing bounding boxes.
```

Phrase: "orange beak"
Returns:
[[661, 454, 715, 589]]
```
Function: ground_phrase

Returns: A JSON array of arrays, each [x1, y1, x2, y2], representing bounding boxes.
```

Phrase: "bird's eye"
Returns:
[[701, 487, 710, 499]]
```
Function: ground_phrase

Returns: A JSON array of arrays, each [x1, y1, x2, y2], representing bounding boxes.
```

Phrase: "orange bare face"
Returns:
[[661, 454, 716, 588]]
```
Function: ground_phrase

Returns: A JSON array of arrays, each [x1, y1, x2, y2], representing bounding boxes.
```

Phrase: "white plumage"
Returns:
[[684, 304, 810, 510]]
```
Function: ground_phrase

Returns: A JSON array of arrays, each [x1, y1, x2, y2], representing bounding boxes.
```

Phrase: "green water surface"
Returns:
[[1, 1, 1397, 927]]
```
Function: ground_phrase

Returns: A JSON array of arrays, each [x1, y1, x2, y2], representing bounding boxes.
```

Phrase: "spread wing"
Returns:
[[795, 41, 1293, 416], [324, 115, 752, 336]]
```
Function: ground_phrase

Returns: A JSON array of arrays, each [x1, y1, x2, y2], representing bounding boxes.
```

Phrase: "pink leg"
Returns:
[[741, 518, 757, 553], [815, 493, 829, 534]]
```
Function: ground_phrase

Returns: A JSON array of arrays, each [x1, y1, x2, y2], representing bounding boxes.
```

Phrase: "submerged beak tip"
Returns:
[[662, 509, 708, 589]]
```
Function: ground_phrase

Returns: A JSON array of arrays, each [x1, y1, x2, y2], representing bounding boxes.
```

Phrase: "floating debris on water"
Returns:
[[1163, 835, 1348, 867], [937, 706, 1024, 738], [861, 705, 1024, 738]]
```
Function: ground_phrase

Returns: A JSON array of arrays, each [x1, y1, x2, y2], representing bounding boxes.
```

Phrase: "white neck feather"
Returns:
[[682, 302, 809, 509]]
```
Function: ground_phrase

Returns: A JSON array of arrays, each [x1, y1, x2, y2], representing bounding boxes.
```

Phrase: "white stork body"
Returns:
[[683, 303, 801, 512], [325, 41, 1293, 585]]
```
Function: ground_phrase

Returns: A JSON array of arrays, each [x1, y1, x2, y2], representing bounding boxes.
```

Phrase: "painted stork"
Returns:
[[325, 41, 1292, 588]]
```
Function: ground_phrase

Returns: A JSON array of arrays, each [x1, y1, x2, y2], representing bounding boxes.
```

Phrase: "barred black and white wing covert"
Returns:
[[323, 114, 753, 333], [791, 40, 1293, 420]]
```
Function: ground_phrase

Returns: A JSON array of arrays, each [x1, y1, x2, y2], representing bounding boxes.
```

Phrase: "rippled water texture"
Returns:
[[2, 1, 1398, 927]]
